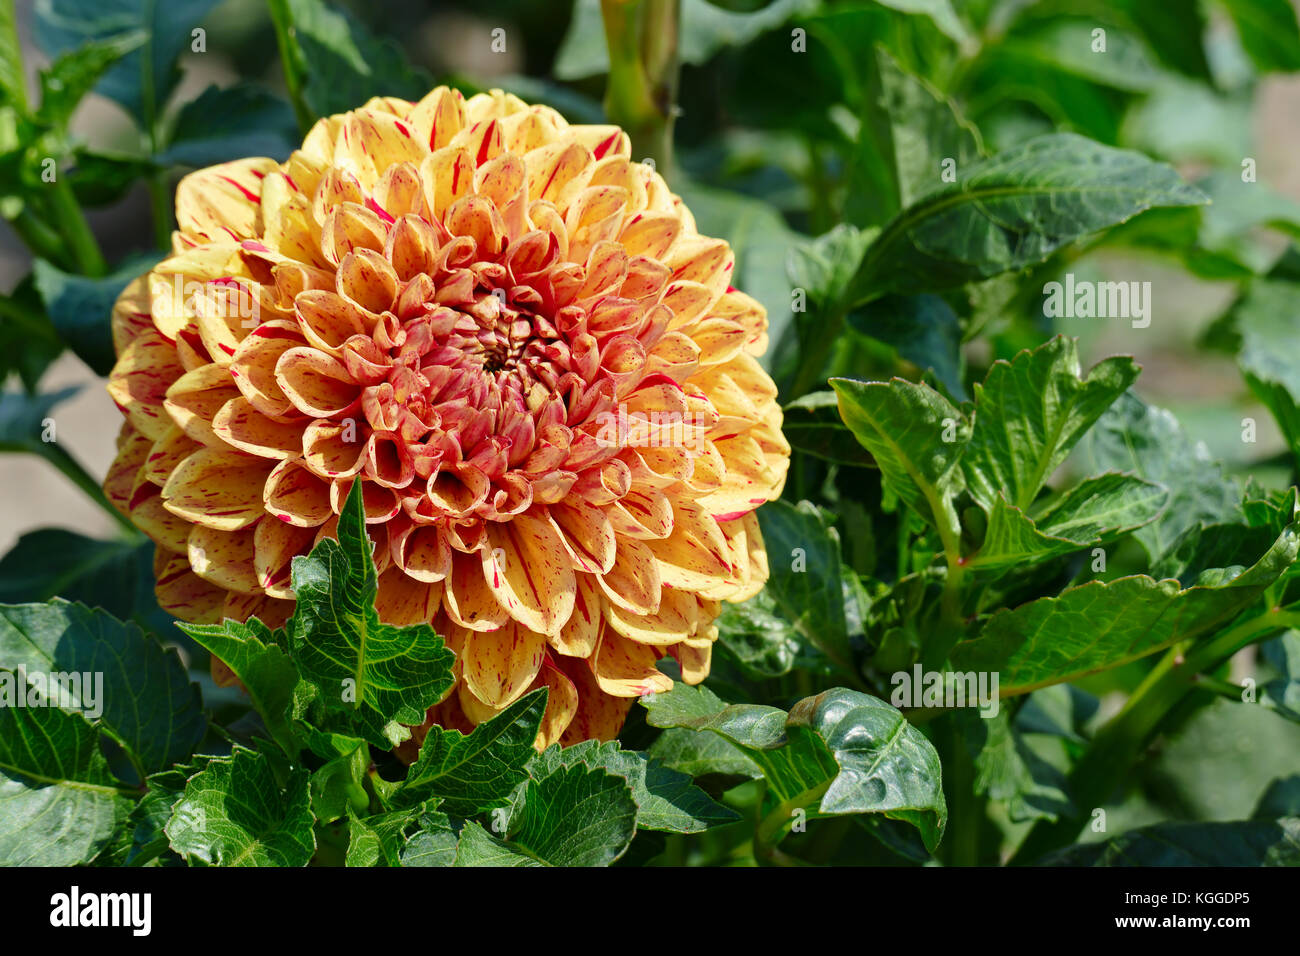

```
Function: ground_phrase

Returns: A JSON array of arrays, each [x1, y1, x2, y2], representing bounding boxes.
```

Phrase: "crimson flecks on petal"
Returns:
[[104, 87, 791, 749]]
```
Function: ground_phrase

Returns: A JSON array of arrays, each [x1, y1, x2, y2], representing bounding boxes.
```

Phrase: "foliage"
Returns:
[[4, 0, 1300, 867]]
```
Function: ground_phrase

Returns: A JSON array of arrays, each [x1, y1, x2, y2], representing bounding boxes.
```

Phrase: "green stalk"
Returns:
[[43, 444, 141, 538], [1009, 606, 1300, 864], [753, 779, 831, 864], [267, 0, 314, 133], [146, 173, 172, 251], [942, 719, 984, 866], [47, 175, 106, 276], [788, 305, 846, 398], [600, 0, 680, 181], [7, 206, 73, 267]]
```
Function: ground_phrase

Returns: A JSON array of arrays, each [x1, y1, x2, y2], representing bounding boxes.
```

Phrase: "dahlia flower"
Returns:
[[104, 87, 790, 746]]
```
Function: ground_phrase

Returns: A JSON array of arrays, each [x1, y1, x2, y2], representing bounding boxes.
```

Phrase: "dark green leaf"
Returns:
[[962, 336, 1138, 512], [1043, 818, 1300, 865], [0, 528, 151, 621], [36, 32, 144, 128], [831, 376, 967, 537], [844, 134, 1206, 306], [755, 499, 853, 669], [395, 689, 546, 815], [271, 0, 432, 120], [527, 739, 739, 833], [967, 711, 1074, 823], [847, 46, 982, 227], [179, 616, 298, 755], [847, 293, 966, 398], [0, 681, 131, 865], [453, 763, 638, 867], [165, 747, 315, 866], [33, 255, 160, 376], [716, 588, 800, 678], [643, 684, 947, 851], [1081, 391, 1243, 560], [951, 519, 1300, 695], [782, 390, 875, 467], [0, 600, 205, 772], [34, 0, 223, 126], [971, 474, 1167, 571], [158, 83, 299, 166], [290, 480, 456, 748]]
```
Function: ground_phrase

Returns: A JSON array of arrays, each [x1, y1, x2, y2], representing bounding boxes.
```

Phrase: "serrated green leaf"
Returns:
[[395, 689, 546, 815], [969, 473, 1167, 571], [344, 803, 454, 867], [951, 519, 1300, 695], [165, 747, 315, 867], [127, 758, 213, 866], [755, 499, 853, 671], [0, 600, 205, 772], [1081, 391, 1243, 560], [309, 738, 369, 824], [646, 727, 762, 790], [179, 616, 298, 755], [454, 763, 638, 867], [831, 376, 967, 537], [0, 683, 132, 866], [844, 133, 1206, 305], [290, 480, 455, 748], [528, 739, 739, 833], [398, 811, 458, 867], [963, 337, 1138, 512], [36, 31, 144, 128]]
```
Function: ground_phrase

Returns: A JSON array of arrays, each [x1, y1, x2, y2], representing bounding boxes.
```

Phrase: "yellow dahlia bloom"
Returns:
[[103, 87, 789, 746]]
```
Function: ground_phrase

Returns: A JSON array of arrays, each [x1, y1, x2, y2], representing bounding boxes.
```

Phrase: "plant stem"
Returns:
[[6, 206, 74, 268], [147, 172, 173, 251], [753, 780, 830, 863], [0, 0, 29, 113], [267, 0, 314, 133], [1009, 605, 1300, 863], [47, 175, 106, 276], [43, 444, 140, 537], [943, 719, 983, 866], [600, 0, 680, 182], [788, 305, 845, 398]]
